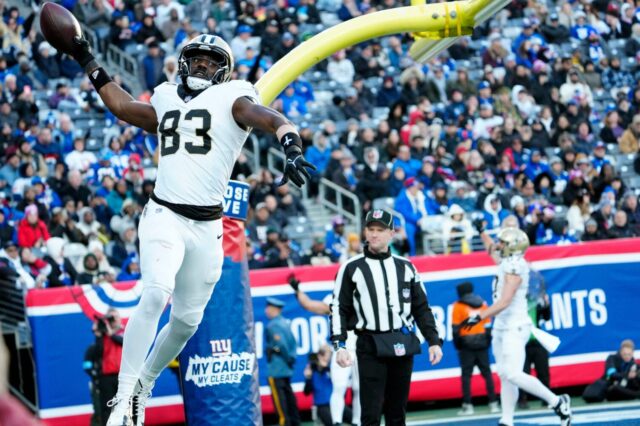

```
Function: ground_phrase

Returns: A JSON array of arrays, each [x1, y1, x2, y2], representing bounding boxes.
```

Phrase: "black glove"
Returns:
[[472, 218, 485, 234], [278, 146, 316, 187], [72, 35, 95, 69], [288, 274, 300, 292], [460, 314, 482, 330]]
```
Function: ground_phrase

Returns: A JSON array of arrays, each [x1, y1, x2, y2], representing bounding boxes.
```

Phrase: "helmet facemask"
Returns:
[[179, 48, 231, 91]]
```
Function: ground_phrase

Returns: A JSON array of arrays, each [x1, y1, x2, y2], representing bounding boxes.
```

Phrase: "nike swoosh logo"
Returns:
[[217, 234, 223, 239]]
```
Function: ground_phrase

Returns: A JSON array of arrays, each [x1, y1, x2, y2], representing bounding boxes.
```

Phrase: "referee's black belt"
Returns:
[[355, 328, 404, 336], [150, 192, 223, 221]]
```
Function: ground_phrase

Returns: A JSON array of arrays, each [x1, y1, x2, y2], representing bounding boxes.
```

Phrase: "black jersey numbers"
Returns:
[[159, 109, 212, 156]]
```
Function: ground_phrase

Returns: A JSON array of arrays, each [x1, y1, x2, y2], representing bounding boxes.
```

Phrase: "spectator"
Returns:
[[142, 43, 165, 92], [607, 210, 637, 239], [327, 50, 355, 87], [116, 253, 141, 281], [621, 192, 640, 234], [17, 204, 49, 249], [109, 15, 135, 51], [394, 177, 427, 256], [248, 202, 280, 245], [482, 194, 509, 231], [325, 216, 347, 260], [61, 170, 92, 208], [65, 138, 97, 173], [43, 237, 77, 287], [566, 189, 591, 235], [591, 199, 614, 235], [0, 153, 20, 186], [582, 218, 606, 241], [48, 82, 77, 109], [0, 241, 35, 290], [619, 114, 640, 154], [136, 14, 166, 46], [559, 68, 593, 106], [583, 339, 639, 402], [541, 12, 569, 44], [600, 110, 624, 145], [77, 253, 101, 285], [442, 204, 474, 254], [301, 235, 336, 265]]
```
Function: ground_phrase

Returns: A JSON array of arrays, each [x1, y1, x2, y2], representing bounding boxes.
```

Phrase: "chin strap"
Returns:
[[186, 76, 213, 91]]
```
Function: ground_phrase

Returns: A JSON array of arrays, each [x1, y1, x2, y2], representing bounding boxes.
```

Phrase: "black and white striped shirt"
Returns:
[[330, 246, 440, 347]]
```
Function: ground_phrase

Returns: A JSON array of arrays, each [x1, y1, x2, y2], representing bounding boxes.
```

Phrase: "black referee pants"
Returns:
[[357, 335, 414, 426]]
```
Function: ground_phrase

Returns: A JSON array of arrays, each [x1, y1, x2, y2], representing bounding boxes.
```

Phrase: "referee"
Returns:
[[330, 209, 443, 426]]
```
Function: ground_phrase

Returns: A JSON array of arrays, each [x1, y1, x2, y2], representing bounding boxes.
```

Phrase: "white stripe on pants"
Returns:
[[493, 325, 558, 426]]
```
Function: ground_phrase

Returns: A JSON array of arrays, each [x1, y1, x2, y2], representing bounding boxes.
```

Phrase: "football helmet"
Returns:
[[178, 35, 234, 91], [496, 227, 529, 258]]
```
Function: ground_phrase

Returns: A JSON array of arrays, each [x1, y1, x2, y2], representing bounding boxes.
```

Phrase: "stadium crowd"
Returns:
[[0, 0, 638, 285]]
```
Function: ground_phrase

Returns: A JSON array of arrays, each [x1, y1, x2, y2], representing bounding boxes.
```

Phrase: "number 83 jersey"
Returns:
[[150, 80, 259, 206]]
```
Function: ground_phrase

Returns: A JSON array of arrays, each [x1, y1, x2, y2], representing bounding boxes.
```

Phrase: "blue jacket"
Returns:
[[305, 146, 331, 175], [266, 315, 297, 378], [304, 367, 332, 405], [394, 189, 424, 228], [392, 158, 422, 178], [524, 161, 550, 181]]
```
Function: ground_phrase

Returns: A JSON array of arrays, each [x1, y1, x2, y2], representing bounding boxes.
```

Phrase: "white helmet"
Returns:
[[496, 227, 529, 258], [178, 35, 234, 91]]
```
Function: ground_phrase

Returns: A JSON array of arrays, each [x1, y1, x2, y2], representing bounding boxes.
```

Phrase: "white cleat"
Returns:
[[489, 401, 501, 413], [131, 380, 154, 426], [106, 396, 133, 426]]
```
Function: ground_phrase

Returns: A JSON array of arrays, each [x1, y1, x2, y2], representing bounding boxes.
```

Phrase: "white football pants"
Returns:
[[493, 325, 559, 426], [117, 199, 223, 399], [330, 350, 360, 425]]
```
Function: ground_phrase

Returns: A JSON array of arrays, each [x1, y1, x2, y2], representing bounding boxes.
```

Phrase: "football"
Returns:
[[39, 2, 83, 57]]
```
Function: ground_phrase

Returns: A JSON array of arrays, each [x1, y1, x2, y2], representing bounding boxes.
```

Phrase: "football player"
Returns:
[[70, 34, 315, 426], [462, 228, 572, 426]]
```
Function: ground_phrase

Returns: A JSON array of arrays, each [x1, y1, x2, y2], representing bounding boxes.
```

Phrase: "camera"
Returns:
[[94, 314, 114, 334]]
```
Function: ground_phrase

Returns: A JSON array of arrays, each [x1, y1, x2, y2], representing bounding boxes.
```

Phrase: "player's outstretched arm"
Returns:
[[288, 275, 331, 315], [72, 36, 159, 134], [232, 97, 316, 187]]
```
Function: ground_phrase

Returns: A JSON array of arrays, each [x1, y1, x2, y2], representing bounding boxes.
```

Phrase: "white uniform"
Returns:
[[321, 294, 360, 424], [151, 80, 259, 206], [330, 330, 360, 425], [491, 255, 557, 426], [116, 80, 259, 402]]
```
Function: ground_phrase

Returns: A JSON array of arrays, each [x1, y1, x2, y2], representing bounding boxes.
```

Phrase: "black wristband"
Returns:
[[280, 132, 302, 154], [88, 67, 113, 92]]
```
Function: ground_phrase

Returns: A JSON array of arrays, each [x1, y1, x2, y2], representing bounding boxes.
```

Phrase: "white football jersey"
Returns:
[[492, 255, 531, 329], [150, 80, 259, 206]]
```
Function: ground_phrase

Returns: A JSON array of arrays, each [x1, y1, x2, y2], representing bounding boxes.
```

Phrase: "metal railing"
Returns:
[[242, 134, 261, 175], [318, 178, 362, 232], [104, 45, 144, 96], [421, 228, 498, 255], [79, 24, 101, 59]]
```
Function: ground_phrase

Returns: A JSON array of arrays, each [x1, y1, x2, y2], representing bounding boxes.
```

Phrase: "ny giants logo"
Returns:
[[210, 339, 232, 357]]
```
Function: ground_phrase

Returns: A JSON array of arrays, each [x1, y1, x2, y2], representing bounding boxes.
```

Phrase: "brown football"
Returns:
[[39, 2, 83, 56]]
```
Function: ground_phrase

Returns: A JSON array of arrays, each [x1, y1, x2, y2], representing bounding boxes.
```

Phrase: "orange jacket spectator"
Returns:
[[452, 282, 491, 350], [17, 205, 50, 248]]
